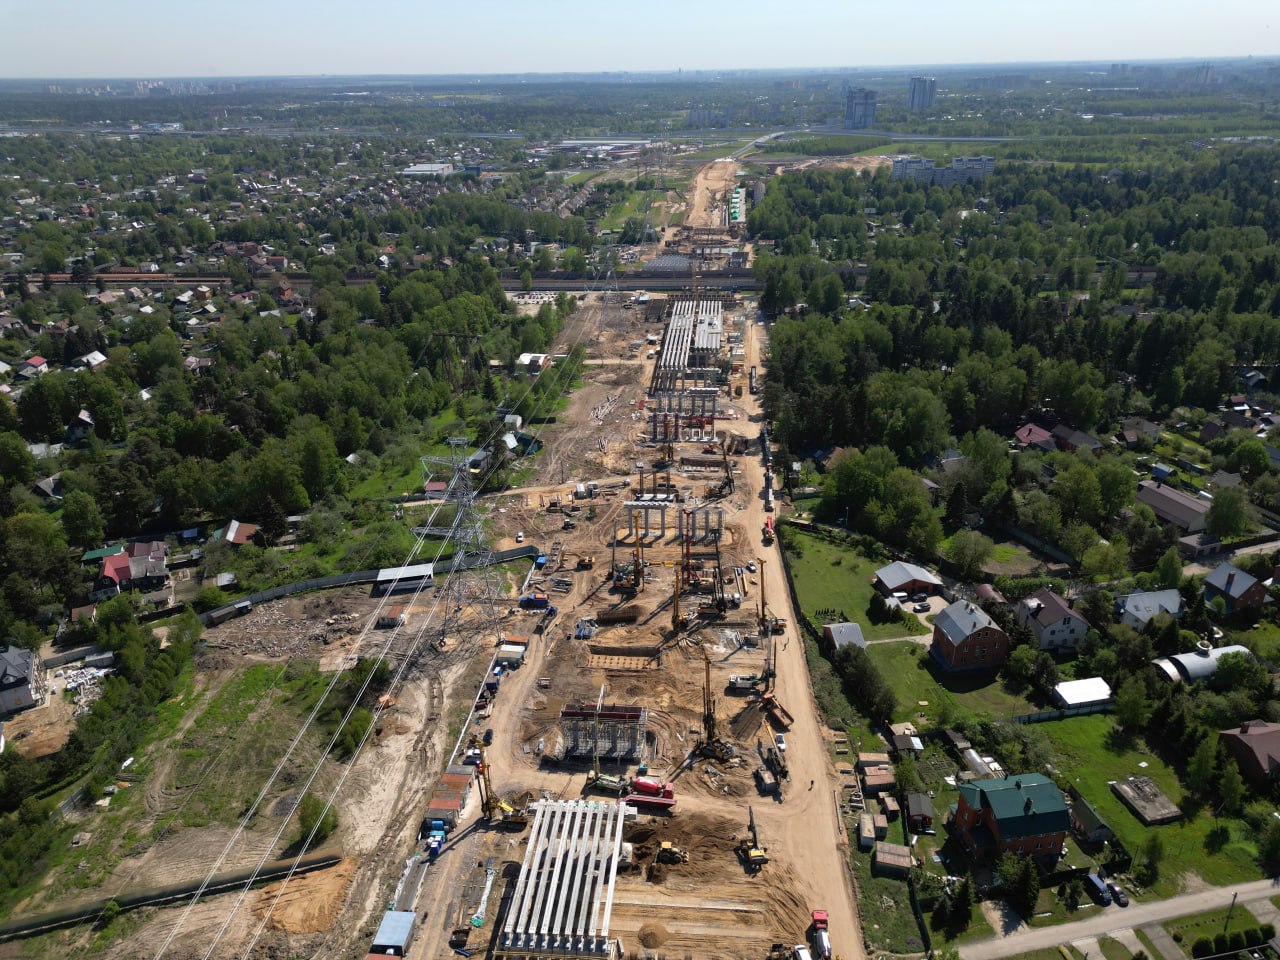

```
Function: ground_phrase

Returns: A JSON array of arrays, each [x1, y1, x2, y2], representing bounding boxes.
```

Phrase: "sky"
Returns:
[[2, 0, 1277, 78]]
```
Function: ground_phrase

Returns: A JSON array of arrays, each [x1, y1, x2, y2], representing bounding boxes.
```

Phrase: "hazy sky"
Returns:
[[2, 0, 1277, 78]]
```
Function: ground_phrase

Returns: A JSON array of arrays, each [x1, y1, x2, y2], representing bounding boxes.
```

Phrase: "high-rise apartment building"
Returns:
[[908, 76, 937, 111], [844, 87, 877, 129]]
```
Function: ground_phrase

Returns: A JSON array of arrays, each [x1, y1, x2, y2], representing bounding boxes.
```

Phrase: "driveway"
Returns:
[[958, 876, 1280, 960]]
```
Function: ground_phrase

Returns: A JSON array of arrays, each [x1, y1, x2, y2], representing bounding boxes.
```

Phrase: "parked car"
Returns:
[[746, 561, 757, 573], [515, 531, 525, 543], [913, 602, 931, 613], [483, 728, 494, 746], [910, 592, 928, 603], [775, 733, 787, 753], [1106, 881, 1128, 907]]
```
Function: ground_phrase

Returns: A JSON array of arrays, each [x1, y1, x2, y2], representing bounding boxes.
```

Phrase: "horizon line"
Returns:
[[4, 53, 1280, 84]]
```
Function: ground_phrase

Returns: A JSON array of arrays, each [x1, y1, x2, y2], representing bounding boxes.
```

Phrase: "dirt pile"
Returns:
[[251, 858, 356, 934], [638, 922, 670, 948]]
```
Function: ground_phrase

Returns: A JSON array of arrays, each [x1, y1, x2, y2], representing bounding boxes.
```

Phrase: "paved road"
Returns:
[[959, 876, 1280, 960]]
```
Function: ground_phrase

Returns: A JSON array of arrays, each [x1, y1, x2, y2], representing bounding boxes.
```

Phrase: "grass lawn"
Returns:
[[781, 527, 927, 641], [1164, 904, 1261, 941], [1229, 620, 1280, 663], [847, 839, 927, 953], [863, 642, 1041, 727], [1098, 936, 1134, 960], [1135, 929, 1161, 960], [1003, 948, 1086, 960], [1038, 714, 1262, 898]]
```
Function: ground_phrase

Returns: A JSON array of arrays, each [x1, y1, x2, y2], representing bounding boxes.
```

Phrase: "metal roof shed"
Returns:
[[1051, 677, 1113, 709], [371, 910, 415, 954]]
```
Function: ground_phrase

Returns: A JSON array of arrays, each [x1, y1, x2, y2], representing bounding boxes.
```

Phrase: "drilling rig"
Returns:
[[699, 649, 735, 761]]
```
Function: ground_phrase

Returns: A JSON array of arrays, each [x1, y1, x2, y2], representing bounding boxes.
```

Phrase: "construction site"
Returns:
[[4, 163, 860, 960], [380, 262, 862, 960]]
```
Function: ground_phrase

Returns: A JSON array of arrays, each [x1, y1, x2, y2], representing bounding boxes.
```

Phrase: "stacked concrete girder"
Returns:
[[496, 799, 630, 960]]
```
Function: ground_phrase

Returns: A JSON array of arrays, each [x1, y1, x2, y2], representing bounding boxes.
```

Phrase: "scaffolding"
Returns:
[[560, 703, 649, 760], [495, 799, 629, 960]]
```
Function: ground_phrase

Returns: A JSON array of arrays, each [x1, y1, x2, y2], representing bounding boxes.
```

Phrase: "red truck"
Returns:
[[810, 910, 831, 960], [622, 777, 676, 810]]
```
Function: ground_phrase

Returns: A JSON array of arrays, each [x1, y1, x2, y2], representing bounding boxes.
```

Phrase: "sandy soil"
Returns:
[[2, 681, 74, 758], [770, 155, 894, 177], [688, 159, 741, 230], [251, 859, 356, 934]]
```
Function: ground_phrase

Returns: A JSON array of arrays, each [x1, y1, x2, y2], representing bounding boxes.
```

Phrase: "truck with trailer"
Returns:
[[622, 776, 676, 810], [519, 593, 550, 610], [484, 666, 504, 694]]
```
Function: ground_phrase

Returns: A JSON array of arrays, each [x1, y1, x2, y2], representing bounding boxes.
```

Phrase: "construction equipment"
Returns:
[[585, 685, 628, 795], [657, 841, 689, 864], [471, 736, 528, 827], [762, 516, 774, 545], [751, 634, 777, 693], [811, 910, 832, 960], [760, 692, 794, 729], [672, 562, 689, 633], [756, 557, 769, 636], [765, 744, 789, 781], [735, 806, 769, 873], [698, 650, 735, 761], [621, 776, 677, 810]]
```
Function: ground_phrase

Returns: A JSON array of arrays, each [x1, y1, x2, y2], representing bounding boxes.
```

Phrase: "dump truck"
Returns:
[[760, 692, 794, 729], [811, 910, 831, 960]]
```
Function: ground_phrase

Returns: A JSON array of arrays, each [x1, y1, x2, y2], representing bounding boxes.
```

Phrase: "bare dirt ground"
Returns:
[[2, 682, 75, 758], [769, 155, 893, 177], [688, 159, 740, 230], [399, 300, 867, 960], [250, 858, 356, 935]]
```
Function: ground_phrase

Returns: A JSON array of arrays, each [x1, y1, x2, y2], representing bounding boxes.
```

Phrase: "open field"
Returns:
[[781, 527, 928, 641], [1039, 714, 1262, 898], [863, 642, 1041, 726]]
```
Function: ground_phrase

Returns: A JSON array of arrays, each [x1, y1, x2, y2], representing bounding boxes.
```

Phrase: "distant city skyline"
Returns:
[[1, 0, 1278, 79]]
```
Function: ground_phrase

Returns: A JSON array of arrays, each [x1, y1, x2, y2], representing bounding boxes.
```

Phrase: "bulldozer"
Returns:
[[735, 806, 769, 874], [656, 841, 689, 864]]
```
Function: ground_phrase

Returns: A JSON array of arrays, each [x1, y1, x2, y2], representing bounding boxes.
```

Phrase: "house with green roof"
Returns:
[[950, 773, 1069, 864]]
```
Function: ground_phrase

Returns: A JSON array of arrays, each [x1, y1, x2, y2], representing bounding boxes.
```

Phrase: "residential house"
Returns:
[[1013, 423, 1055, 451], [17, 355, 48, 379], [874, 561, 943, 597], [32, 474, 64, 500], [823, 622, 866, 655], [0, 646, 44, 715], [1210, 470, 1242, 490], [75, 350, 108, 370], [950, 773, 1069, 863], [65, 408, 94, 444], [1136, 480, 1209, 533], [1051, 424, 1103, 455], [906, 793, 934, 833], [91, 552, 132, 601], [1118, 417, 1161, 448], [1068, 792, 1115, 845], [212, 520, 258, 546], [1015, 588, 1089, 652], [1200, 420, 1226, 444], [931, 600, 1009, 671], [1203, 562, 1269, 614], [1219, 720, 1280, 791], [1150, 462, 1176, 482], [1115, 589, 1183, 631], [1152, 643, 1255, 683], [932, 448, 968, 473]]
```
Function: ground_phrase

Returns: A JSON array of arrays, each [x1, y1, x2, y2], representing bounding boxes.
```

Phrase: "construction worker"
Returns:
[[809, 779, 814, 790]]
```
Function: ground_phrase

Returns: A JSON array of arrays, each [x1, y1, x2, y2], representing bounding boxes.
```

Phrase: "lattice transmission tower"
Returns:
[[419, 437, 508, 652]]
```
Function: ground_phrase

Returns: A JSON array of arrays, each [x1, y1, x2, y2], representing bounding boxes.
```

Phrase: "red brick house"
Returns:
[[930, 600, 1009, 671], [951, 773, 1069, 863]]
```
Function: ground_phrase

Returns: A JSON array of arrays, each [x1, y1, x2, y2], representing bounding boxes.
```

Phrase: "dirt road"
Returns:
[[689, 160, 740, 230], [733, 315, 867, 960]]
